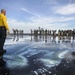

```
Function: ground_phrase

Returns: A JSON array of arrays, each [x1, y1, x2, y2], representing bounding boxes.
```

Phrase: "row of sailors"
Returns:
[[12, 29, 24, 35], [12, 29, 24, 41], [31, 29, 75, 36]]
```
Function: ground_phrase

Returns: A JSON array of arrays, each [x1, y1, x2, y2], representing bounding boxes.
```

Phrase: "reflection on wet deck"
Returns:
[[31, 35, 74, 43], [1, 35, 75, 75]]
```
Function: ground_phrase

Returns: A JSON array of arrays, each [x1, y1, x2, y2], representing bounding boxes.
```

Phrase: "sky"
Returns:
[[0, 0, 75, 33]]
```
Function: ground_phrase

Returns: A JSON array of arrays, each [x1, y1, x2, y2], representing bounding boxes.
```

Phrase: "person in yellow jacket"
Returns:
[[0, 9, 10, 58]]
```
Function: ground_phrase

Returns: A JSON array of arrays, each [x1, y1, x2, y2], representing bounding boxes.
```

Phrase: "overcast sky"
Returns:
[[0, 0, 75, 33]]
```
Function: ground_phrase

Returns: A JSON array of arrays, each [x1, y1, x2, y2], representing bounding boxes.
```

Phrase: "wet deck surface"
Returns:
[[1, 35, 75, 75]]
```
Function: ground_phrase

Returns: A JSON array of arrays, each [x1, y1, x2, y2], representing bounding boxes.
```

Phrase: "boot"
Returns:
[[0, 50, 6, 55], [0, 59, 6, 66]]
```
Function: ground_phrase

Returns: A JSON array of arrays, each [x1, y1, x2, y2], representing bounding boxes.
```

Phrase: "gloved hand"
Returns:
[[7, 30, 10, 35]]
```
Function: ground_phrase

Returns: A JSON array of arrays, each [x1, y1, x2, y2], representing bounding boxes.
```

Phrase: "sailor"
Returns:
[[0, 9, 10, 59]]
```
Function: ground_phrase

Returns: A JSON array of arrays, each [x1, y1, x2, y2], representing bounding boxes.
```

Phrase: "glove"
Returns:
[[7, 30, 10, 35]]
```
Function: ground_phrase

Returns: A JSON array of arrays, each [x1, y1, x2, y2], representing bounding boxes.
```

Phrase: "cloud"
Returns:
[[8, 15, 74, 33], [21, 8, 33, 15], [8, 18, 31, 33], [44, 0, 57, 5], [31, 16, 74, 24], [68, 0, 74, 4], [58, 17, 75, 22], [20, 8, 41, 18], [56, 3, 75, 15]]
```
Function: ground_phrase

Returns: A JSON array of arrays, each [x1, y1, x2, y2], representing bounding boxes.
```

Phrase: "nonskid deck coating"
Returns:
[[1, 36, 75, 75]]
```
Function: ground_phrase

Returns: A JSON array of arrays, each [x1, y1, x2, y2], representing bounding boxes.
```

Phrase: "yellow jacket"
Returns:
[[0, 13, 9, 31]]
